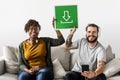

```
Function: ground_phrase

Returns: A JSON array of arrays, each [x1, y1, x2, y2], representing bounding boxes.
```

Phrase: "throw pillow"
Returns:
[[107, 75, 120, 80], [70, 52, 79, 70], [51, 45, 71, 71], [105, 44, 115, 63], [53, 58, 66, 79], [3, 46, 19, 74], [0, 57, 5, 74], [103, 58, 120, 78]]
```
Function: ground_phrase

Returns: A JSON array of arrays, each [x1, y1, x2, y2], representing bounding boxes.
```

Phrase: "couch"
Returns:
[[0, 44, 120, 80]]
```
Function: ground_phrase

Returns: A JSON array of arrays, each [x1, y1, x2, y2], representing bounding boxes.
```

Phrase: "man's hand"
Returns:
[[70, 27, 76, 35], [81, 71, 96, 79]]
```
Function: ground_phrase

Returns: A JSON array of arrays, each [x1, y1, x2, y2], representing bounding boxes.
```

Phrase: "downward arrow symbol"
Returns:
[[62, 11, 70, 21]]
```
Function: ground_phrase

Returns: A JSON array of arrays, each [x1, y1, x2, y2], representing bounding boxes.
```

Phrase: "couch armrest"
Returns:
[[0, 57, 5, 75]]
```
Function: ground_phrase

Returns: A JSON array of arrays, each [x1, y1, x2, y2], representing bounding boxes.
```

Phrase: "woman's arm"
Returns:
[[19, 43, 30, 71], [49, 17, 65, 46]]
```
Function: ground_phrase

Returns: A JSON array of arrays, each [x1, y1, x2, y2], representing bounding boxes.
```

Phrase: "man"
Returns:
[[64, 24, 106, 80]]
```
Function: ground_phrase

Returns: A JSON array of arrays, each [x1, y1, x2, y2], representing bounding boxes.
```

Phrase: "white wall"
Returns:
[[0, 0, 120, 57]]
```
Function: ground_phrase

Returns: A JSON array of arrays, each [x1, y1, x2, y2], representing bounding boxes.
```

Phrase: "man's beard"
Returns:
[[86, 35, 98, 43]]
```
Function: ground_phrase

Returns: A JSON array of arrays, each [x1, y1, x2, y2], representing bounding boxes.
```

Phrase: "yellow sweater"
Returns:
[[23, 39, 47, 68]]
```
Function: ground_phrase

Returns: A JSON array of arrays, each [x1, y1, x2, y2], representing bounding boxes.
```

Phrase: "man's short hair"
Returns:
[[85, 23, 99, 32]]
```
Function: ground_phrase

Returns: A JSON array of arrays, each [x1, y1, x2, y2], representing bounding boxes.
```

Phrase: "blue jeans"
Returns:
[[18, 67, 53, 80]]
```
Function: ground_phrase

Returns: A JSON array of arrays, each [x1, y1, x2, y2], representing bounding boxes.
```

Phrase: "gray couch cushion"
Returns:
[[0, 73, 17, 80], [3, 46, 19, 74], [51, 46, 71, 71]]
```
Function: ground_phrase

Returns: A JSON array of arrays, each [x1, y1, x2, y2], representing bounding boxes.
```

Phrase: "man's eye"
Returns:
[[87, 31, 91, 33]]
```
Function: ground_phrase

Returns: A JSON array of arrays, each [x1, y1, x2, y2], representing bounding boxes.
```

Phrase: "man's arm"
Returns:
[[81, 61, 105, 79], [65, 34, 73, 47], [94, 61, 105, 77], [65, 27, 76, 49]]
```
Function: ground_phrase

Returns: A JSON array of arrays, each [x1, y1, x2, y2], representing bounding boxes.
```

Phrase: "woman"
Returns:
[[18, 19, 65, 80]]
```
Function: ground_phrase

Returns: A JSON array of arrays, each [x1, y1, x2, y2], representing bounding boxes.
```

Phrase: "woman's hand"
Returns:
[[31, 66, 40, 73], [24, 68, 35, 75], [52, 17, 63, 37], [52, 17, 56, 28], [24, 66, 40, 75]]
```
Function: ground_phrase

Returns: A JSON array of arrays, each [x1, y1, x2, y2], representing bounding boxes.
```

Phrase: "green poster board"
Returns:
[[55, 5, 78, 29]]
